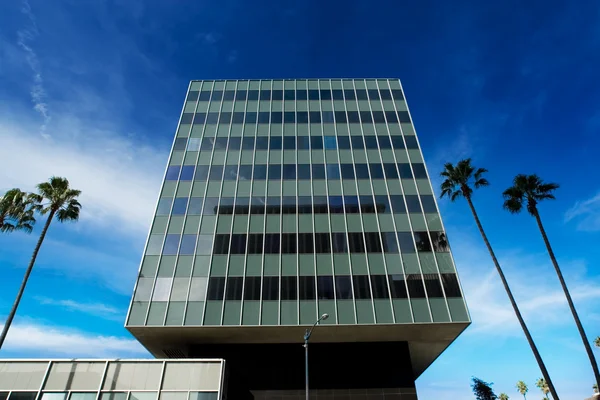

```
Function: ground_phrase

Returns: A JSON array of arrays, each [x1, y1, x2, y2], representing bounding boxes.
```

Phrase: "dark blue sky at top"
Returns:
[[1, 0, 599, 257]]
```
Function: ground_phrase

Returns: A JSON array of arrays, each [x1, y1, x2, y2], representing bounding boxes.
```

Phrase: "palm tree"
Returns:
[[595, 336, 600, 348], [536, 378, 550, 399], [0, 177, 81, 349], [499, 393, 509, 400], [503, 174, 600, 389], [440, 159, 559, 400], [593, 383, 598, 393], [0, 189, 37, 233], [516, 381, 528, 400]]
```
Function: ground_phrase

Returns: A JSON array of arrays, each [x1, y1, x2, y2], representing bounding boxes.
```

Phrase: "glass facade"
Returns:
[[126, 79, 469, 328], [0, 360, 224, 400]]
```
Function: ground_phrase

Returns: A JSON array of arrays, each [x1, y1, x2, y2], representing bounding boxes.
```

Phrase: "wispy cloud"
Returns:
[[0, 321, 148, 357], [16, 0, 50, 137], [564, 192, 600, 232], [35, 297, 125, 321]]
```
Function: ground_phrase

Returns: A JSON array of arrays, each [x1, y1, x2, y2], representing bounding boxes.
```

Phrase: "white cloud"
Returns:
[[35, 297, 124, 321], [0, 116, 167, 237], [564, 192, 600, 232], [0, 322, 148, 358]]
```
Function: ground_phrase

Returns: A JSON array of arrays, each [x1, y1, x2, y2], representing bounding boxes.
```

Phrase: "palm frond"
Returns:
[[503, 198, 523, 213], [474, 178, 489, 188]]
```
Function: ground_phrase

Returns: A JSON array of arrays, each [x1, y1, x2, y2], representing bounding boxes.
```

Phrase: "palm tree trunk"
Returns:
[[464, 196, 560, 400], [533, 209, 600, 388], [0, 210, 54, 349]]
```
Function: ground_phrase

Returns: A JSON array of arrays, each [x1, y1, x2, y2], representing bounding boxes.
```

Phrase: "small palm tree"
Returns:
[[440, 159, 559, 400], [0, 177, 81, 349], [0, 189, 37, 233], [499, 393, 509, 400], [536, 378, 550, 399], [516, 380, 528, 400], [504, 174, 600, 389], [595, 336, 600, 348]]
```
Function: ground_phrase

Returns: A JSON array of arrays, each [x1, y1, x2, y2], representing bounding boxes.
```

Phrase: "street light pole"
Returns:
[[303, 313, 329, 400]]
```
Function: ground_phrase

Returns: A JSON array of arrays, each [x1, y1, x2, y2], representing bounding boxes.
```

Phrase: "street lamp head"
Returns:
[[320, 313, 329, 321]]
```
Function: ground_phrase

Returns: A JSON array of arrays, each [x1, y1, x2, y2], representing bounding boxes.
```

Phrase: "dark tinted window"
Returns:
[[338, 136, 350, 149], [262, 276, 279, 300], [353, 275, 371, 299], [298, 232, 314, 253], [332, 89, 344, 100], [313, 196, 328, 213], [283, 136, 296, 150], [283, 164, 296, 180], [360, 195, 375, 213], [206, 112, 219, 124], [192, 113, 205, 125], [247, 90, 259, 100], [383, 163, 398, 179], [406, 195, 422, 213], [375, 195, 391, 214], [298, 196, 312, 214], [355, 89, 368, 100], [271, 111, 283, 124], [220, 112, 232, 124], [223, 165, 238, 181], [296, 89, 307, 100], [315, 233, 331, 253], [407, 274, 426, 298], [326, 164, 340, 179], [242, 137, 255, 150], [199, 91, 211, 101], [414, 232, 432, 252], [322, 111, 335, 124], [253, 165, 267, 180], [268, 164, 281, 180], [369, 163, 384, 179], [207, 277, 226, 300], [391, 89, 404, 100], [203, 198, 219, 215], [245, 112, 257, 124], [382, 232, 398, 253], [174, 138, 187, 151], [284, 90, 295, 100], [229, 137, 241, 150], [398, 111, 411, 123], [297, 136, 310, 150], [354, 164, 369, 179], [336, 276, 353, 299], [235, 90, 247, 101], [371, 275, 389, 299], [187, 91, 199, 101], [348, 233, 365, 253], [213, 234, 230, 254], [281, 233, 297, 253], [284, 112, 296, 124], [181, 113, 194, 125], [385, 111, 398, 123], [391, 136, 405, 149], [421, 195, 437, 213], [364, 136, 378, 149], [188, 197, 203, 214], [251, 196, 266, 214], [347, 111, 360, 123], [282, 196, 296, 214], [195, 166, 209, 181], [281, 276, 297, 300], [413, 163, 428, 179], [424, 274, 444, 297], [258, 112, 270, 124], [320, 89, 332, 100], [390, 195, 406, 213], [218, 198, 234, 215], [311, 136, 323, 149], [312, 164, 326, 179], [390, 275, 408, 298], [298, 164, 311, 180], [379, 88, 392, 100], [359, 111, 373, 123], [172, 197, 188, 215], [442, 274, 462, 297], [264, 233, 280, 253], [299, 276, 316, 299], [163, 234, 180, 255], [377, 135, 392, 149], [341, 164, 355, 179], [166, 166, 180, 180], [365, 232, 383, 253], [272, 90, 283, 100], [266, 197, 281, 215], [329, 196, 344, 214], [256, 137, 268, 150], [372, 111, 386, 123], [344, 196, 360, 213], [270, 136, 282, 150], [367, 89, 380, 101], [317, 276, 335, 299], [226, 277, 243, 300], [297, 111, 309, 124], [309, 111, 322, 124], [398, 163, 413, 179], [431, 231, 450, 252], [234, 196, 249, 214], [211, 91, 223, 101], [332, 232, 348, 252], [247, 234, 263, 254], [244, 277, 261, 300], [180, 166, 195, 181], [397, 232, 415, 253], [214, 137, 228, 150], [334, 111, 347, 123], [238, 165, 252, 180], [343, 89, 356, 100], [308, 90, 320, 100], [209, 165, 223, 181]]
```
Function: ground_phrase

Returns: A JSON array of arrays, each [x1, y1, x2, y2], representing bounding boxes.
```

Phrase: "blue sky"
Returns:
[[0, 0, 599, 398]]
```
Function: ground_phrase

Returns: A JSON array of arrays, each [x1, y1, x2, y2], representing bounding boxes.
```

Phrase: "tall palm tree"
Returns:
[[0, 189, 37, 233], [503, 174, 600, 389], [440, 159, 559, 400], [516, 381, 528, 400], [499, 393, 509, 400], [536, 378, 550, 400], [0, 177, 81, 349]]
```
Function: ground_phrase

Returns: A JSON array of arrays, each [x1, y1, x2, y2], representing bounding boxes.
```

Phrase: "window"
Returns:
[[196, 235, 213, 255], [284, 111, 296, 124], [283, 136, 296, 150], [312, 164, 326, 179], [258, 112, 270, 124], [188, 197, 203, 215], [271, 111, 283, 124], [336, 276, 353, 299], [391, 136, 405, 149], [187, 91, 199, 101], [308, 89, 320, 100], [406, 195, 422, 213], [235, 197, 250, 214], [251, 196, 266, 214], [263, 276, 279, 300], [383, 163, 398, 179], [236, 90, 247, 101], [385, 111, 398, 123], [206, 112, 219, 124], [226, 277, 243, 300], [281, 276, 297, 300], [382, 232, 399, 253], [266, 197, 281, 214], [163, 234, 180, 255], [351, 135, 364, 149], [320, 89, 332, 100], [270, 136, 282, 150], [391, 89, 404, 100], [375, 195, 391, 213], [203, 197, 219, 215], [348, 233, 365, 253], [189, 113, 202, 125], [244, 276, 261, 300], [223, 90, 235, 100], [238, 165, 252, 180], [343, 89, 356, 100], [368, 89, 380, 101], [309, 111, 321, 123], [219, 197, 234, 215], [187, 138, 201, 151], [332, 89, 344, 100], [207, 277, 226, 300], [247, 234, 263, 254], [209, 165, 223, 181], [200, 138, 214, 151], [347, 111, 360, 123], [338, 135, 350, 149], [311, 136, 323, 149], [313, 196, 328, 214], [377, 135, 392, 149], [315, 232, 331, 253], [371, 275, 389, 299], [322, 111, 334, 123], [242, 137, 255, 150], [281, 233, 297, 254], [284, 90, 295, 100], [343, 196, 360, 214], [229, 137, 241, 150], [174, 138, 187, 151], [341, 164, 355, 179], [372, 111, 386, 123], [268, 164, 281, 180], [298, 196, 312, 214], [398, 163, 413, 179], [180, 234, 197, 255], [404, 136, 418, 150], [246, 112, 257, 124], [213, 234, 230, 254], [353, 275, 371, 299], [364, 136, 378, 149], [365, 232, 383, 253], [180, 166, 194, 180], [323, 135, 337, 149], [157, 198, 172, 215], [389, 275, 408, 298], [253, 164, 267, 180], [442, 274, 461, 297], [264, 233, 280, 253], [230, 234, 247, 254], [297, 111, 309, 123], [283, 164, 296, 180], [421, 195, 437, 213], [297, 164, 311, 180], [211, 91, 223, 101], [256, 137, 268, 150], [355, 89, 368, 100], [431, 231, 450, 252], [326, 163, 340, 179], [195, 166, 209, 182], [424, 274, 444, 297], [298, 233, 314, 253], [220, 112, 232, 124], [407, 274, 426, 298], [334, 111, 347, 123], [297, 136, 310, 150], [166, 166, 180, 180], [247, 90, 259, 100], [397, 232, 415, 253], [282, 196, 296, 214], [369, 163, 384, 179], [412, 163, 428, 179], [224, 165, 239, 181], [359, 111, 372, 123], [360, 195, 375, 213], [398, 111, 411, 123], [299, 276, 316, 300], [317, 276, 334, 299], [260, 90, 271, 101], [215, 138, 228, 150], [172, 197, 188, 215], [199, 91, 211, 101], [414, 232, 432, 252], [355, 163, 370, 179]]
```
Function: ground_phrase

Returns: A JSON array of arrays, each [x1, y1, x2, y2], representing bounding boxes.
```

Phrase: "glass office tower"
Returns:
[[126, 79, 470, 399]]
